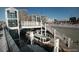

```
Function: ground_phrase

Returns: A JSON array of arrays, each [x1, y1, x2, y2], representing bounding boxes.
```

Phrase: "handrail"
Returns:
[[21, 21, 41, 26]]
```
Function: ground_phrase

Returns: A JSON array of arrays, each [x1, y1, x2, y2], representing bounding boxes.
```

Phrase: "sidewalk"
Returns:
[[0, 29, 8, 52]]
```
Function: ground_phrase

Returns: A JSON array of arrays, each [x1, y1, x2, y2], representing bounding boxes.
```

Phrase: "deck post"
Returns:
[[30, 31, 34, 45], [54, 38, 59, 52], [68, 38, 71, 48], [45, 23, 46, 36], [36, 16, 37, 25], [18, 27, 20, 45], [54, 29, 56, 41], [54, 29, 59, 52], [36, 30, 39, 34], [41, 20, 43, 36]]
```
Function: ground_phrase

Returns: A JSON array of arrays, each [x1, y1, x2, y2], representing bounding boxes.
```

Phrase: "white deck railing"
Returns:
[[21, 21, 42, 26]]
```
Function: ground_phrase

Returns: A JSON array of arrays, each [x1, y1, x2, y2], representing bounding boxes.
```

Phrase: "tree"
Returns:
[[54, 19, 57, 22], [69, 17, 76, 24], [54, 19, 57, 24]]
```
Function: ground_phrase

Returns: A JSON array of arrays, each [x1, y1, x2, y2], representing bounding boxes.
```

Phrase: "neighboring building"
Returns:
[[54, 20, 71, 24]]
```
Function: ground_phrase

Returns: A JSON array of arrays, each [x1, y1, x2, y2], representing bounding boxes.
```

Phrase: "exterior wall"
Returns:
[[5, 8, 19, 29]]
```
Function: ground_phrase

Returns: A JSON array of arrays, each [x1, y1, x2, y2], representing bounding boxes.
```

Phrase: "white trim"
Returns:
[[8, 27, 19, 29], [21, 26, 41, 29]]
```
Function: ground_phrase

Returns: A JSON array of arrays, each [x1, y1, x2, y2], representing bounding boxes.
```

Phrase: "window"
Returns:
[[7, 10, 17, 18], [8, 20, 18, 27]]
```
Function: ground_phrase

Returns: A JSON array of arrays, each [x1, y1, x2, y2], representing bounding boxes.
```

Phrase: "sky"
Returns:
[[0, 7, 79, 21]]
